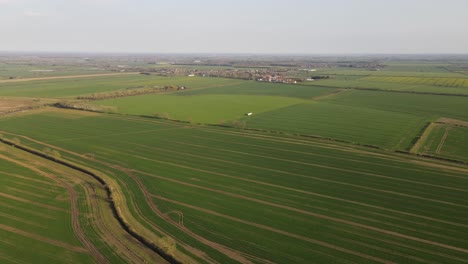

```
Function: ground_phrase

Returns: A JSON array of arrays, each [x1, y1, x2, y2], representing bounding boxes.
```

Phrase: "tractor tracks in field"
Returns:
[[0, 136, 183, 264], [109, 164, 252, 264], [331, 226, 468, 263], [151, 194, 395, 264], [128, 152, 468, 229], [128, 152, 468, 245], [151, 138, 468, 193], [436, 127, 451, 154], [135, 168, 468, 254], [0, 151, 109, 263], [130, 143, 468, 210], [0, 223, 87, 253], [2, 129, 468, 263], [0, 130, 263, 263]]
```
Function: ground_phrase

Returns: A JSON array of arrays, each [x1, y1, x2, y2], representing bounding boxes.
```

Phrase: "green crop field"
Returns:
[[178, 80, 338, 98], [94, 94, 306, 123], [0, 149, 94, 264], [304, 79, 468, 95], [414, 123, 468, 162], [2, 56, 468, 264], [361, 76, 468, 88], [313, 63, 467, 78], [1, 110, 467, 263], [242, 102, 428, 150], [0, 62, 113, 80], [0, 75, 242, 98], [438, 126, 468, 161], [321, 89, 468, 121]]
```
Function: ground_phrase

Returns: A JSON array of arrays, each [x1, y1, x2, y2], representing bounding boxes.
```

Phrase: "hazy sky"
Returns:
[[1, 0, 467, 54]]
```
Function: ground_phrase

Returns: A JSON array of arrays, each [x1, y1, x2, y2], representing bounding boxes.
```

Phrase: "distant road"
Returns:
[[0, 72, 140, 83]]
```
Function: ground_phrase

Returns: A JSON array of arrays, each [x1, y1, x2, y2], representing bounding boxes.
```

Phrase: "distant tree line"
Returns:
[[76, 85, 187, 101], [311, 75, 330, 80]]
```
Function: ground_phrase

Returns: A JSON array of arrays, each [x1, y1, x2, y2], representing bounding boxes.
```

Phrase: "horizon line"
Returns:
[[1, 50, 468, 57]]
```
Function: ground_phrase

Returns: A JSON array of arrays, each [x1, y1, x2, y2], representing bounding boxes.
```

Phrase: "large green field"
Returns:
[[242, 101, 428, 150], [178, 80, 338, 98], [361, 76, 468, 88], [312, 63, 467, 78], [304, 79, 468, 95], [94, 94, 306, 123], [1, 110, 468, 263], [321, 89, 468, 121], [0, 62, 113, 80]]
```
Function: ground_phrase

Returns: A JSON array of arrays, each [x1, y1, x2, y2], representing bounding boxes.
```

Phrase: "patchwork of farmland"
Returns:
[[1, 110, 468, 263], [0, 62, 113, 80], [1, 60, 468, 264], [0, 75, 242, 98]]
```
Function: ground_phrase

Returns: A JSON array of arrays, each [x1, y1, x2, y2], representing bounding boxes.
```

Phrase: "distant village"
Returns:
[[51, 56, 382, 85], [137, 67, 330, 84]]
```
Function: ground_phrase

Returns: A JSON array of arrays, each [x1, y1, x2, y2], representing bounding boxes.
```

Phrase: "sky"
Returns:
[[0, 0, 467, 54]]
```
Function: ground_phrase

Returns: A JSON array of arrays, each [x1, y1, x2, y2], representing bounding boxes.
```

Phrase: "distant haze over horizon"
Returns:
[[1, 0, 468, 54]]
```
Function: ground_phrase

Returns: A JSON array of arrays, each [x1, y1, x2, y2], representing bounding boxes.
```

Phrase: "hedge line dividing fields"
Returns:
[[1, 110, 468, 263]]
